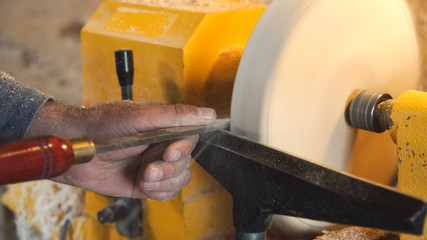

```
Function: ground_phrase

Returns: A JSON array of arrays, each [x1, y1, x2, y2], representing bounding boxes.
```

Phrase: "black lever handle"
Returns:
[[115, 49, 134, 100]]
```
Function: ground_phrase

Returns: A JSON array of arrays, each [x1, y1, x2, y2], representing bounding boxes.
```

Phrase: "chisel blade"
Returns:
[[94, 119, 230, 154]]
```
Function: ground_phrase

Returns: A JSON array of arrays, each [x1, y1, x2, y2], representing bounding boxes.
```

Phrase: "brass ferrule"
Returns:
[[70, 138, 96, 164]]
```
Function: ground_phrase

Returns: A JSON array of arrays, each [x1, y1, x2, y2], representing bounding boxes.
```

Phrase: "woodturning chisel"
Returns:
[[0, 119, 230, 184]]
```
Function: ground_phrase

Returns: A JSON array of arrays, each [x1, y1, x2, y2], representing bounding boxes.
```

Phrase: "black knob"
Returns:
[[115, 49, 134, 100]]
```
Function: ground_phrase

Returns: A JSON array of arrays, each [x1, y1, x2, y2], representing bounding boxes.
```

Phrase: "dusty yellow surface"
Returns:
[[391, 90, 427, 240], [81, 1, 265, 240], [81, 1, 265, 106]]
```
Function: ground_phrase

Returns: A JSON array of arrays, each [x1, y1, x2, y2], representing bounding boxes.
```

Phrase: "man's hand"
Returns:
[[26, 101, 216, 201]]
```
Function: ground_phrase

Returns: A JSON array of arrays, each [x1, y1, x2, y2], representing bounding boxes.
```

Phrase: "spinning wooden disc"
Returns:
[[231, 0, 419, 233]]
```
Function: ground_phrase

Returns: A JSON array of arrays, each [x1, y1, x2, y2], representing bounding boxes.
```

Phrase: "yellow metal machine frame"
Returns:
[[390, 90, 427, 240], [81, 1, 265, 239]]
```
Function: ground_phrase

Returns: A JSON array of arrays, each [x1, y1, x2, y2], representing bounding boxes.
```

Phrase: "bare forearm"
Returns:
[[25, 101, 90, 139]]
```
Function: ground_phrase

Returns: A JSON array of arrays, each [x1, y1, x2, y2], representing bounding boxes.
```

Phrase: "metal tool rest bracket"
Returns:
[[193, 130, 427, 240]]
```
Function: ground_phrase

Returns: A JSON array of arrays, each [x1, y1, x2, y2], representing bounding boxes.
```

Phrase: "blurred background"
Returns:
[[0, 0, 427, 239]]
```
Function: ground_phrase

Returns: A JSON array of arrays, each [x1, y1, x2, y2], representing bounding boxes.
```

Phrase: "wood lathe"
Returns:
[[2, 0, 427, 239]]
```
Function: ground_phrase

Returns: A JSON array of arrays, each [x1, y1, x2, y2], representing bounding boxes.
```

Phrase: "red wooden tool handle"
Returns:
[[0, 136, 75, 184]]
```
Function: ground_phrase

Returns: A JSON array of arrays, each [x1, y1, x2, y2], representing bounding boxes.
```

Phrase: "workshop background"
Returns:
[[0, 0, 427, 239]]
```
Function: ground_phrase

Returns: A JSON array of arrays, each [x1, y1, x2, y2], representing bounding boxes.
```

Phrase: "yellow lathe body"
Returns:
[[82, 1, 265, 239], [390, 91, 427, 240], [88, 1, 265, 240]]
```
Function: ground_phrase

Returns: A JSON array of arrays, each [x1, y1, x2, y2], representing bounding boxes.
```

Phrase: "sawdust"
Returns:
[[315, 227, 399, 240], [12, 181, 85, 240]]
